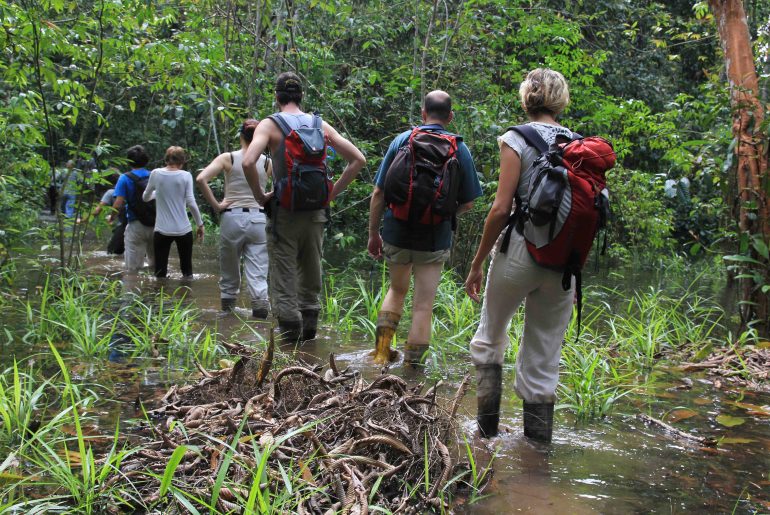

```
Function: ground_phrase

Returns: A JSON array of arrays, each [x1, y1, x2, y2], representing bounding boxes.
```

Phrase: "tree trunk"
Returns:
[[709, 0, 770, 336]]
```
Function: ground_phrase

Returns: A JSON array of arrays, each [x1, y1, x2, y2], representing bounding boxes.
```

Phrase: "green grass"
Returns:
[[0, 361, 54, 450], [321, 268, 727, 420], [0, 349, 132, 514], [16, 275, 228, 368]]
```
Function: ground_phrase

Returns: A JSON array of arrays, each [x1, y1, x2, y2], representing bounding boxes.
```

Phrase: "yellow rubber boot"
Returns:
[[370, 311, 401, 364]]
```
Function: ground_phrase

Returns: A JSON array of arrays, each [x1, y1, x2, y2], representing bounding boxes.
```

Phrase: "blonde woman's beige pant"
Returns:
[[470, 231, 573, 403]]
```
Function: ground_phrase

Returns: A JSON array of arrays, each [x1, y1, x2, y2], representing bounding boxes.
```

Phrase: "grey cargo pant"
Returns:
[[124, 220, 155, 272], [219, 209, 268, 305], [267, 206, 326, 323]]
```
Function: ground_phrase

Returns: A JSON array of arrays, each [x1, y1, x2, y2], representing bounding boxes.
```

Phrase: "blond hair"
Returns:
[[164, 146, 187, 166], [519, 68, 570, 117]]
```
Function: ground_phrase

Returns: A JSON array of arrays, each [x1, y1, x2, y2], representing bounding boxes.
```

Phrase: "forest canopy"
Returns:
[[2, 0, 770, 330]]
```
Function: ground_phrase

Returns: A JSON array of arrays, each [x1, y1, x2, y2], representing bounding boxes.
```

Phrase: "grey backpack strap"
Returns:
[[312, 113, 322, 129], [268, 113, 293, 136], [509, 125, 549, 154]]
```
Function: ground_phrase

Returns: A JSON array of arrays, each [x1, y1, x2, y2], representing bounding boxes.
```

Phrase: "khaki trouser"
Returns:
[[469, 230, 574, 403], [267, 207, 326, 322], [124, 221, 155, 272]]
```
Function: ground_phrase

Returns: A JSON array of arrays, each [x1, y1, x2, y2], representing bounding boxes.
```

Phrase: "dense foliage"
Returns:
[[1, 0, 769, 279]]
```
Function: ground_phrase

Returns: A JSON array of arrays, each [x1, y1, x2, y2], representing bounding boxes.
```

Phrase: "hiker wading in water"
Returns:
[[465, 68, 575, 442], [197, 119, 271, 318], [242, 72, 366, 344], [113, 145, 155, 274], [368, 90, 481, 367], [143, 146, 204, 279]]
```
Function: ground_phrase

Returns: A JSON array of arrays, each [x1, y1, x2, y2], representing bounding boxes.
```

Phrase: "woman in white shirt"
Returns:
[[142, 146, 204, 278]]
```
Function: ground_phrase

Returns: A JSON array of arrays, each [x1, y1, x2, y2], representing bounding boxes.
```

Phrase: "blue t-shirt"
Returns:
[[114, 168, 150, 223], [374, 124, 482, 251]]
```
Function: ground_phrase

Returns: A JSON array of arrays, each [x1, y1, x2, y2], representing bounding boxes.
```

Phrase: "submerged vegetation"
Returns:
[[0, 260, 768, 511], [0, 259, 738, 508]]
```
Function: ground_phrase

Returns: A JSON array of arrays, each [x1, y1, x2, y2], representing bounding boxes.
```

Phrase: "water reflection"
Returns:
[[4, 240, 769, 514]]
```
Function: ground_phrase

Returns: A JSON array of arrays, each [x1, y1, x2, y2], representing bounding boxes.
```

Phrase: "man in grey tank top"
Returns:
[[242, 72, 366, 343]]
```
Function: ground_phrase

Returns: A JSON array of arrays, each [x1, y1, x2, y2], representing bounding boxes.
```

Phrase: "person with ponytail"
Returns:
[[197, 119, 270, 318]]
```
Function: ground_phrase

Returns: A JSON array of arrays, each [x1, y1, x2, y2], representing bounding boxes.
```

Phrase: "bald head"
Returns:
[[423, 90, 452, 123]]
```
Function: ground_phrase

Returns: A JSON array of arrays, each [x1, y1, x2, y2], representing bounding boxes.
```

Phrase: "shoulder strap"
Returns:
[[125, 171, 139, 183], [268, 114, 293, 137], [509, 125, 548, 154], [311, 113, 322, 129], [229, 152, 234, 166]]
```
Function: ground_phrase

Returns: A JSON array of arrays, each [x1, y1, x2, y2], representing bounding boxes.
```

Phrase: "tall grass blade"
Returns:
[[160, 445, 188, 497]]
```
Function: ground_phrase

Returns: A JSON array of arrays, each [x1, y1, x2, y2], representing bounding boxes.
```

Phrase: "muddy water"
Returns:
[[7, 241, 770, 514]]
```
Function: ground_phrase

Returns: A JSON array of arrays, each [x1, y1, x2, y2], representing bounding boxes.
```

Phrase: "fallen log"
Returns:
[[637, 413, 717, 447]]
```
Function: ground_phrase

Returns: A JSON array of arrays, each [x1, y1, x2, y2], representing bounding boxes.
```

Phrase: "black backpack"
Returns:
[[125, 171, 156, 227], [383, 128, 461, 225]]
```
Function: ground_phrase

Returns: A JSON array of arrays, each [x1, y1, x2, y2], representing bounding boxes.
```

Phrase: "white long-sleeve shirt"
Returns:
[[143, 168, 203, 236]]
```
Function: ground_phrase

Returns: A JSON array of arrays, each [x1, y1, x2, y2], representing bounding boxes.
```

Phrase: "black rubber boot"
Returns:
[[476, 364, 502, 438], [221, 297, 236, 313], [251, 299, 269, 320], [300, 309, 319, 341], [403, 342, 429, 367], [277, 319, 302, 344], [523, 402, 554, 443]]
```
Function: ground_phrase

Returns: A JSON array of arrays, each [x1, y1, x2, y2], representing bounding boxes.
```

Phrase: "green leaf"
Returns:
[[723, 254, 762, 265], [0, 472, 24, 483], [715, 414, 745, 428], [172, 490, 200, 514], [693, 343, 713, 361], [129, 99, 136, 112], [719, 437, 754, 445], [751, 237, 769, 260], [160, 444, 188, 496], [681, 139, 709, 147]]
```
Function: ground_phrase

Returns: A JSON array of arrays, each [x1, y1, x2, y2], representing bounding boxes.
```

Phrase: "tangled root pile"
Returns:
[[104, 341, 471, 513]]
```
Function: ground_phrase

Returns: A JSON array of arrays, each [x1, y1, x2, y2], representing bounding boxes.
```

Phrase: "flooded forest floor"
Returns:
[[1, 232, 769, 514]]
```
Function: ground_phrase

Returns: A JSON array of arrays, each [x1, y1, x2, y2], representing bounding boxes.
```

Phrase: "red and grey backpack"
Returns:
[[269, 112, 333, 211], [383, 128, 462, 225], [500, 124, 616, 334]]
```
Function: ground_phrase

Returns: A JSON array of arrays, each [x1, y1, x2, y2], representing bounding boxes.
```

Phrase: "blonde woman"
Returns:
[[465, 68, 574, 442], [143, 146, 204, 278]]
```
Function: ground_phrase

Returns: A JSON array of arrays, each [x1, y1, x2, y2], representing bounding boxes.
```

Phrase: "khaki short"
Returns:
[[382, 242, 450, 265]]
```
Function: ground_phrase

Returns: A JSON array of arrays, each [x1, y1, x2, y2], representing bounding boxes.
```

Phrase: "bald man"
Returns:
[[368, 90, 482, 367]]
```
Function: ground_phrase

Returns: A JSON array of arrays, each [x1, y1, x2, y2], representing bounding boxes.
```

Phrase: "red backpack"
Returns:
[[269, 113, 333, 211], [500, 124, 616, 334], [383, 128, 462, 225]]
